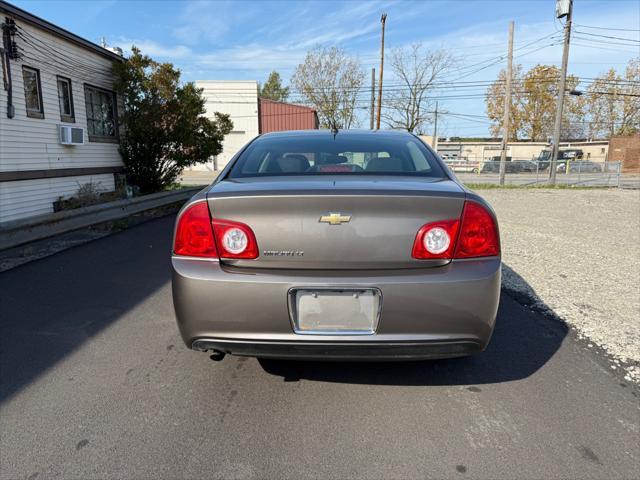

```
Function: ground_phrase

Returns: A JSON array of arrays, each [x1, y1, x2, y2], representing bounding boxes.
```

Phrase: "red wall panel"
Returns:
[[259, 99, 318, 133]]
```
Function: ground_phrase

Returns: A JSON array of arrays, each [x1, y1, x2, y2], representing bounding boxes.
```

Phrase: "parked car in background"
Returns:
[[172, 130, 501, 361], [480, 157, 536, 173], [556, 160, 602, 173], [445, 160, 480, 174]]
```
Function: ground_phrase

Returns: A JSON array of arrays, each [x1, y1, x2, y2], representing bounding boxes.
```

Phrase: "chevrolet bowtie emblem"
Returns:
[[319, 212, 352, 225]]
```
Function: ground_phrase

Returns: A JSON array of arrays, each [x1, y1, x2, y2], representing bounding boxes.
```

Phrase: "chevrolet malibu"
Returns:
[[172, 130, 501, 360]]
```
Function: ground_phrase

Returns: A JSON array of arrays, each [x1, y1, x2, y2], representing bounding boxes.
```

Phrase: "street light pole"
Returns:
[[370, 68, 375, 130], [549, 0, 573, 185], [432, 101, 439, 150], [376, 13, 387, 130]]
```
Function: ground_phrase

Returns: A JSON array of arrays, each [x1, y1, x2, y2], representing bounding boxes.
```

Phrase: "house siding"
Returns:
[[0, 174, 115, 221], [0, 16, 123, 222]]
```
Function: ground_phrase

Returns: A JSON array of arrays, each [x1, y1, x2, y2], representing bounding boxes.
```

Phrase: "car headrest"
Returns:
[[265, 155, 310, 173], [365, 157, 405, 172], [279, 155, 310, 173]]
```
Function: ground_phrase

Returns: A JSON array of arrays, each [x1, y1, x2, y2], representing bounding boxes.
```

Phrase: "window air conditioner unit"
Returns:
[[59, 125, 85, 145]]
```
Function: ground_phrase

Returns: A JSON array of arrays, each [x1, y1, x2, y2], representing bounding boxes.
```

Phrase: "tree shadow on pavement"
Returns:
[[259, 264, 568, 386]]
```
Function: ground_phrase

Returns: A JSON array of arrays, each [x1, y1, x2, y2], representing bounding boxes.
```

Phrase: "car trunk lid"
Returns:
[[207, 177, 465, 270]]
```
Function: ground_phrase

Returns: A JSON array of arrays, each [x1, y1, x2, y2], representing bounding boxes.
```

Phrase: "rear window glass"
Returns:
[[228, 133, 446, 178]]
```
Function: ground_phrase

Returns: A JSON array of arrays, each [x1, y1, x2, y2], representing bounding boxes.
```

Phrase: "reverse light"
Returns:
[[222, 227, 248, 254], [173, 202, 218, 257], [424, 227, 451, 254], [412, 220, 459, 259], [212, 219, 259, 259]]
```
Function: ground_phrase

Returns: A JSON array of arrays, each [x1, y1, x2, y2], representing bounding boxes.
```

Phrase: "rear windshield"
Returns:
[[227, 133, 446, 178]]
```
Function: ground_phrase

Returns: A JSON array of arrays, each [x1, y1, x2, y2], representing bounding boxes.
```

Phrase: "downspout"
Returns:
[[257, 97, 262, 134], [2, 17, 16, 118]]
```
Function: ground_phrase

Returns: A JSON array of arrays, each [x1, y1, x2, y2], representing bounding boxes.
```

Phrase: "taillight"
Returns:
[[412, 201, 499, 260], [454, 201, 500, 258], [412, 220, 459, 259], [173, 202, 218, 257], [212, 219, 259, 259]]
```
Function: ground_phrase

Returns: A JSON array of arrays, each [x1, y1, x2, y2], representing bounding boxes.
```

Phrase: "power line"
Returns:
[[573, 23, 640, 32], [571, 41, 640, 53], [572, 34, 640, 47], [573, 30, 640, 43]]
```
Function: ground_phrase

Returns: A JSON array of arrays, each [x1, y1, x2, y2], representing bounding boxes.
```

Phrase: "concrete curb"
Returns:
[[0, 187, 203, 251]]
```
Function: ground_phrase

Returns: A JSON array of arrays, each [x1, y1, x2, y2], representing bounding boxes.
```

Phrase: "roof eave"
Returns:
[[0, 0, 125, 62]]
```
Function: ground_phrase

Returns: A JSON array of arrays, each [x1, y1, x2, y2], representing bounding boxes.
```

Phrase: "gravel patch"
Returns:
[[480, 188, 640, 383]]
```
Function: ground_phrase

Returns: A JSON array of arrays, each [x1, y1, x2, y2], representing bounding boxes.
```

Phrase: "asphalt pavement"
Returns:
[[1, 215, 638, 480]]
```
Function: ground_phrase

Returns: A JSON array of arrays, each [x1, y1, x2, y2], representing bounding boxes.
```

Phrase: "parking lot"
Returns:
[[1, 204, 639, 479]]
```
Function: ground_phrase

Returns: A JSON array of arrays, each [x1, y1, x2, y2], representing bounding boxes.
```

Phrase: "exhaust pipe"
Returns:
[[209, 350, 226, 362]]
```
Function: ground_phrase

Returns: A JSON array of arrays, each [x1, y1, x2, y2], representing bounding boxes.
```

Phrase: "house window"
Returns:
[[84, 85, 117, 142], [22, 66, 44, 119], [57, 76, 75, 123]]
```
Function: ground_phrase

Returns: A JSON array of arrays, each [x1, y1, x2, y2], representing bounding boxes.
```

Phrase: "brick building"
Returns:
[[609, 134, 640, 173]]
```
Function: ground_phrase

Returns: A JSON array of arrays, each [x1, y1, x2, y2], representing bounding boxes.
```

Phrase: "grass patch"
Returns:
[[463, 183, 614, 190]]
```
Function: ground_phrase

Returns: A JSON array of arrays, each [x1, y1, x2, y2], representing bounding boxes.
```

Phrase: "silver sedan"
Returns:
[[172, 130, 501, 360]]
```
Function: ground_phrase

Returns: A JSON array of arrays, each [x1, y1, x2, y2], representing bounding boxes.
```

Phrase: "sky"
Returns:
[[11, 0, 640, 137]]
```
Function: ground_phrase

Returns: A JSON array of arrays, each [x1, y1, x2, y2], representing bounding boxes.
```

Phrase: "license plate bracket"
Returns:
[[288, 288, 382, 335]]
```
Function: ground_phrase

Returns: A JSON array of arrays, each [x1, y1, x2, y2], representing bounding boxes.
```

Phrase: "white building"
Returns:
[[189, 80, 259, 173], [0, 1, 124, 223]]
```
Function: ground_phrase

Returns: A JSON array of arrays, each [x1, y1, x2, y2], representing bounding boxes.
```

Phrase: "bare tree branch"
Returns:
[[382, 44, 455, 133], [291, 46, 365, 129]]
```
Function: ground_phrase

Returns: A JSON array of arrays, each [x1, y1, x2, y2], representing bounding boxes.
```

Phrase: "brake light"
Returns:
[[454, 201, 500, 258], [173, 202, 218, 257], [412, 201, 499, 260], [212, 219, 259, 259], [412, 220, 459, 259]]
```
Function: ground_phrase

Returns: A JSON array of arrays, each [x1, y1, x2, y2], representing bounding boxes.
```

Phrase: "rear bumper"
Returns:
[[172, 258, 501, 360], [191, 338, 482, 360]]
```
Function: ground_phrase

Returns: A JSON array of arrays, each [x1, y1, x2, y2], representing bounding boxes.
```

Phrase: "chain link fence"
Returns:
[[447, 158, 625, 187]]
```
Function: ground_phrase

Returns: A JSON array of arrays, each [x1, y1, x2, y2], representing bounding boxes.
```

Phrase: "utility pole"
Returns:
[[549, 0, 573, 185], [432, 101, 439, 150], [376, 13, 387, 130], [499, 21, 514, 186], [370, 68, 376, 130]]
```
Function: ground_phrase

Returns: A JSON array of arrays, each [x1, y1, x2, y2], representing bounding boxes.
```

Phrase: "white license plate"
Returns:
[[290, 289, 381, 335]]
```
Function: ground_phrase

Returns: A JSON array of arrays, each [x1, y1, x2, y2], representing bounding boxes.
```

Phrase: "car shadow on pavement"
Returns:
[[259, 264, 568, 386]]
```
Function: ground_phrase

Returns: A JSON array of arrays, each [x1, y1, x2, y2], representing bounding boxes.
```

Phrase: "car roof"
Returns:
[[258, 129, 416, 140]]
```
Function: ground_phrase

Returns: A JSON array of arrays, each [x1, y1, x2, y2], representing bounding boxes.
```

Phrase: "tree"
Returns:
[[114, 47, 233, 193], [382, 44, 454, 133], [291, 46, 365, 129], [485, 64, 524, 140], [583, 59, 640, 138], [486, 64, 583, 141], [259, 71, 290, 102]]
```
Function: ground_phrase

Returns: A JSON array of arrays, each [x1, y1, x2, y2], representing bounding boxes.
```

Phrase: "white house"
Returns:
[[189, 80, 259, 173], [0, 1, 124, 223]]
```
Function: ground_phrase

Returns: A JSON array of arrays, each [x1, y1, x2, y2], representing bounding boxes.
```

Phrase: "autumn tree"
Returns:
[[291, 46, 365, 129], [485, 64, 524, 140], [259, 71, 290, 102], [114, 47, 233, 193], [486, 64, 583, 141], [382, 44, 455, 133], [583, 59, 640, 138]]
